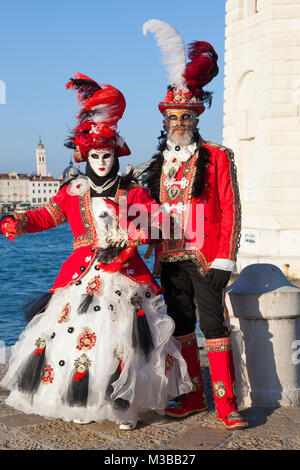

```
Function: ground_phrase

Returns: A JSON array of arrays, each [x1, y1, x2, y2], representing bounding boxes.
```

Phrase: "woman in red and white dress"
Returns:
[[0, 74, 192, 430]]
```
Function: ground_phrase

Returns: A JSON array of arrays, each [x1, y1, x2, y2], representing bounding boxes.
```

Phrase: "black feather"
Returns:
[[23, 292, 53, 324], [66, 370, 89, 407], [78, 294, 94, 314], [96, 246, 124, 264], [17, 348, 46, 395], [69, 78, 102, 101], [190, 130, 212, 199], [132, 311, 154, 360]]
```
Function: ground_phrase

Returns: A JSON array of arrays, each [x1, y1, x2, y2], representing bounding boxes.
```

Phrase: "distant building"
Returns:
[[0, 172, 61, 213], [60, 159, 81, 181], [0, 139, 78, 213]]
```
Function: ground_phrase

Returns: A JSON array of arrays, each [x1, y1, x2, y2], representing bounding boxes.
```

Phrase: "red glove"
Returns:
[[0, 216, 17, 242]]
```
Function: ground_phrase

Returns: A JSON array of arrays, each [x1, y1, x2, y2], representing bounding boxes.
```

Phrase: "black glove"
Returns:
[[207, 268, 231, 291]]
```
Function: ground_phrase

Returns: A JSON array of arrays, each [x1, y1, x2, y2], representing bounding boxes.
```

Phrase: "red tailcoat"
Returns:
[[154, 141, 241, 276], [14, 183, 163, 293]]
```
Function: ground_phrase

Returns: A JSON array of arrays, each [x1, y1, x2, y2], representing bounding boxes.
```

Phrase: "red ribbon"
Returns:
[[73, 370, 87, 381], [33, 348, 44, 356]]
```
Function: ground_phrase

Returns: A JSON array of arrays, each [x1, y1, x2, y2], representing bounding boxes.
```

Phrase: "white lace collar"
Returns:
[[163, 140, 197, 178], [163, 140, 197, 163]]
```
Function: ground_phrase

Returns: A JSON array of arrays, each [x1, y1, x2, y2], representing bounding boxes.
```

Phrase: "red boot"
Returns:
[[165, 332, 207, 418], [206, 337, 248, 430]]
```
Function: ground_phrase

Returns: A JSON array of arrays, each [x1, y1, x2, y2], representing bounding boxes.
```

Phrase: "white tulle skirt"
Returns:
[[1, 260, 192, 426]]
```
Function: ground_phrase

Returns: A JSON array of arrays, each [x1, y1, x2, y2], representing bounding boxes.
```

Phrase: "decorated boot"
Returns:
[[206, 337, 248, 430], [165, 332, 207, 418]]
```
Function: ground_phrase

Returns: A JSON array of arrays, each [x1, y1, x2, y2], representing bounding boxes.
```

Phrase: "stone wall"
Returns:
[[223, 0, 300, 279]]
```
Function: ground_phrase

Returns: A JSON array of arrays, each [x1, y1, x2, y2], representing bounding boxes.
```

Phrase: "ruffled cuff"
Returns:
[[210, 258, 236, 273]]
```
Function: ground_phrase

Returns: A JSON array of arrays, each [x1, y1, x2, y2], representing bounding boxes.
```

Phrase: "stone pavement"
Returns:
[[0, 348, 300, 451]]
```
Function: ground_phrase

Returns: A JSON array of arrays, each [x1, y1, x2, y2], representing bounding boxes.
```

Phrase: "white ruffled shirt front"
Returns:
[[162, 140, 197, 177]]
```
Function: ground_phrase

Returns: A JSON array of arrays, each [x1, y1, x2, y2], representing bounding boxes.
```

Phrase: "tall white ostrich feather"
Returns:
[[143, 19, 187, 89]]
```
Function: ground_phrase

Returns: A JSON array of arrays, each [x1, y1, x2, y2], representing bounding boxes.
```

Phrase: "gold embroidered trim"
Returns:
[[74, 353, 92, 371], [155, 149, 213, 276], [73, 190, 98, 250], [58, 303, 71, 324], [13, 212, 28, 236], [159, 150, 198, 253], [76, 327, 97, 352], [227, 150, 241, 261], [206, 337, 232, 353], [44, 201, 67, 227], [41, 365, 55, 384], [228, 411, 243, 422], [154, 251, 211, 279], [175, 332, 197, 348], [86, 275, 104, 296], [213, 380, 226, 398], [205, 141, 241, 261], [191, 375, 202, 392]]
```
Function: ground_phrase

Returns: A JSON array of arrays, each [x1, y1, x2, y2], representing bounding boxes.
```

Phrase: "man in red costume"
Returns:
[[143, 19, 247, 429]]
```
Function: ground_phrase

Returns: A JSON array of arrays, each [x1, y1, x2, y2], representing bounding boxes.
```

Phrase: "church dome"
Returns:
[[62, 159, 80, 181]]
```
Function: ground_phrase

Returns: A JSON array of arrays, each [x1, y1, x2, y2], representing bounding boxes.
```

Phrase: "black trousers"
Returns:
[[160, 261, 228, 339]]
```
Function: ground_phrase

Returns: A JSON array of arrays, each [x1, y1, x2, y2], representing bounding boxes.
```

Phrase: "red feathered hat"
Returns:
[[65, 73, 130, 162], [143, 20, 219, 116]]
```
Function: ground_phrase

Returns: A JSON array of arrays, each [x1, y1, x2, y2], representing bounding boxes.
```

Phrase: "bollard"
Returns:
[[226, 264, 300, 408]]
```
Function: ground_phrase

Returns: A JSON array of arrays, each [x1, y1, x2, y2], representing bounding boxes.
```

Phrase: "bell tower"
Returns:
[[223, 0, 300, 278], [36, 138, 47, 177]]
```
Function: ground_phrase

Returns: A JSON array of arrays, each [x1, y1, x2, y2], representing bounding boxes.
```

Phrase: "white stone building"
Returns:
[[223, 0, 300, 279], [0, 140, 62, 211]]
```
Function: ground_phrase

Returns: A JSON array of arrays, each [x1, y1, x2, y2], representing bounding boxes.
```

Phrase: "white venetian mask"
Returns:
[[87, 148, 115, 177]]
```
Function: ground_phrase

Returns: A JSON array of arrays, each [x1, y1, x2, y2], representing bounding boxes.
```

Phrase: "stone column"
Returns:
[[226, 263, 300, 407]]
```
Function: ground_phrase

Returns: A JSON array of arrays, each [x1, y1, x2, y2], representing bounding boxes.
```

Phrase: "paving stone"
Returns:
[[86, 420, 175, 450], [0, 365, 8, 382], [18, 419, 78, 438], [1, 357, 300, 450], [0, 423, 51, 450], [38, 429, 129, 450], [166, 425, 230, 450], [0, 398, 24, 417], [0, 386, 10, 399], [0, 413, 49, 428]]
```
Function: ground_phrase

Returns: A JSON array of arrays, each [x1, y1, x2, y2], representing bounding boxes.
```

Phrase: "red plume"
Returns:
[[66, 72, 126, 127], [66, 72, 102, 104], [183, 41, 219, 97], [84, 84, 126, 126]]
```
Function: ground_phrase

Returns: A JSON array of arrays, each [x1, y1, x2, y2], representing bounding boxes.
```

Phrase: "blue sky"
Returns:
[[0, 0, 226, 177]]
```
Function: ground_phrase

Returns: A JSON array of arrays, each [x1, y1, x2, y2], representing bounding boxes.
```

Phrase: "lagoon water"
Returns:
[[0, 224, 74, 345], [0, 223, 203, 348]]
